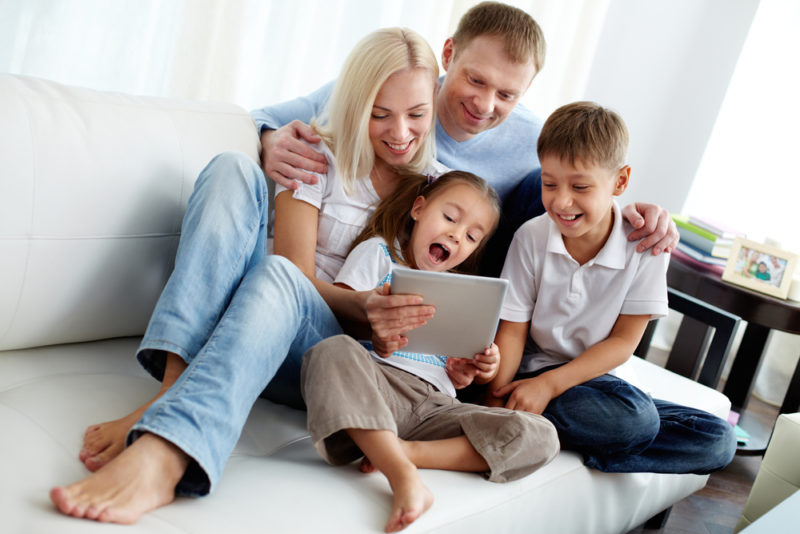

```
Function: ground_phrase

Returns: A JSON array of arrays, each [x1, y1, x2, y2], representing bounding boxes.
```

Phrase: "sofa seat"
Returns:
[[0, 74, 732, 533], [1, 337, 730, 533]]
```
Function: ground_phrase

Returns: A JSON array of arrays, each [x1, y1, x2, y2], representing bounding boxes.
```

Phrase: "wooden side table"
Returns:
[[666, 257, 800, 453]]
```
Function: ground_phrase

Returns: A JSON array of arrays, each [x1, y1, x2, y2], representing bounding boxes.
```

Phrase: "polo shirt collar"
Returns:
[[545, 201, 627, 269]]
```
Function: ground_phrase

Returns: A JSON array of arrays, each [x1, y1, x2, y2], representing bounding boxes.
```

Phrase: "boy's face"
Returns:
[[437, 35, 536, 142], [540, 156, 630, 247]]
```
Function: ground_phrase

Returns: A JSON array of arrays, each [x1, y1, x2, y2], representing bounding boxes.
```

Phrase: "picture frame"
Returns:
[[722, 237, 798, 299]]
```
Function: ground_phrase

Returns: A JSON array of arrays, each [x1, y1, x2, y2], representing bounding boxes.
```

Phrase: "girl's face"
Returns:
[[369, 67, 435, 169], [408, 184, 496, 272]]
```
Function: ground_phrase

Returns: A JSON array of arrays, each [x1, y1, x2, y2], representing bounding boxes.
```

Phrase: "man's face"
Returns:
[[437, 35, 537, 142]]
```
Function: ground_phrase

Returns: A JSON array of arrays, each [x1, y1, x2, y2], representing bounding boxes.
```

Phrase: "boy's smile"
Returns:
[[540, 156, 630, 261]]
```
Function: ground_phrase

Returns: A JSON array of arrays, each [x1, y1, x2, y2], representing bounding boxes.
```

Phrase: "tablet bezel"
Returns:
[[390, 266, 508, 358]]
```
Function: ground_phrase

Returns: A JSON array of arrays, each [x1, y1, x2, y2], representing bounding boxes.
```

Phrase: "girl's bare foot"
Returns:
[[384, 467, 434, 533], [80, 405, 151, 472], [51, 433, 189, 524]]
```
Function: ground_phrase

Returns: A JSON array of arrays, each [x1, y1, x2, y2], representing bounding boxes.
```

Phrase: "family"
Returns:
[[50, 2, 736, 532]]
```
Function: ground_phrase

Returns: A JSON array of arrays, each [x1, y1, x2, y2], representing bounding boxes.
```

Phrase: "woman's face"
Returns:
[[369, 67, 435, 169]]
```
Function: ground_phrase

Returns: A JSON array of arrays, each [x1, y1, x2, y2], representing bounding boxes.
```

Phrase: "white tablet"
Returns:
[[390, 266, 508, 359]]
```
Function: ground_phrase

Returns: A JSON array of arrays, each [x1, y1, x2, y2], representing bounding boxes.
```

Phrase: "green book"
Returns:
[[671, 214, 719, 242]]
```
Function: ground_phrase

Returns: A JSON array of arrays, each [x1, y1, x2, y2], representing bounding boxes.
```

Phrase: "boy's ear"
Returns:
[[613, 166, 631, 196], [410, 195, 427, 219]]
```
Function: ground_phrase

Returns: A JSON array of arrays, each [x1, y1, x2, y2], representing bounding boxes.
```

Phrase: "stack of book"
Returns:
[[671, 214, 744, 275]]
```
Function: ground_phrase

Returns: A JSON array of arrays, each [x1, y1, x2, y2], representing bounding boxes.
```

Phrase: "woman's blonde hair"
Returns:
[[313, 28, 439, 193], [350, 171, 501, 274]]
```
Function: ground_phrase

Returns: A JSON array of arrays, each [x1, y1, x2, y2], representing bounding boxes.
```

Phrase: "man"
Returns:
[[253, 2, 677, 275]]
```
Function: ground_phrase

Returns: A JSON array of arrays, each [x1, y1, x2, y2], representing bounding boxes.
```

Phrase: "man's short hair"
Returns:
[[537, 102, 629, 170], [452, 1, 545, 73]]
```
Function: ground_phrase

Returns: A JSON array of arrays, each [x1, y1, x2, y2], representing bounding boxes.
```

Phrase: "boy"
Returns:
[[488, 102, 736, 474]]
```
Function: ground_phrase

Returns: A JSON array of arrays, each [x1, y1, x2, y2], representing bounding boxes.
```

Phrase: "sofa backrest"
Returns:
[[0, 74, 260, 351]]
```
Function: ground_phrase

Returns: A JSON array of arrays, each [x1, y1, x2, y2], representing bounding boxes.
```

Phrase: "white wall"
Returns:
[[582, 0, 759, 211]]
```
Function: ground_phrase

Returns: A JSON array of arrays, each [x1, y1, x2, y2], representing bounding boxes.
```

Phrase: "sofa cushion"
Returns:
[[0, 74, 260, 351], [1, 336, 730, 533]]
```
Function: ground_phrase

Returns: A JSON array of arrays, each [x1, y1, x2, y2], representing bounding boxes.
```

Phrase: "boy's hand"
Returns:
[[493, 375, 557, 415], [622, 202, 678, 255]]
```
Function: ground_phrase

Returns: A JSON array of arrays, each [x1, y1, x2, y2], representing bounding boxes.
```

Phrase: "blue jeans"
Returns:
[[130, 152, 343, 495], [520, 365, 737, 474]]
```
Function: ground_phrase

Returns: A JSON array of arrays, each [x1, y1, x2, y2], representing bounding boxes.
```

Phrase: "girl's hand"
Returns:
[[366, 284, 435, 358], [445, 358, 479, 389], [492, 375, 557, 415], [471, 343, 500, 382]]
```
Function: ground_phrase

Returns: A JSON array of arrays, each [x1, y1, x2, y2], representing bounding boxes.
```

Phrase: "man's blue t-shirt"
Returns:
[[251, 79, 543, 204]]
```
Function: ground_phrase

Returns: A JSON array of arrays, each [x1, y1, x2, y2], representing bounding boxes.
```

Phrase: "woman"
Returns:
[[51, 27, 443, 524]]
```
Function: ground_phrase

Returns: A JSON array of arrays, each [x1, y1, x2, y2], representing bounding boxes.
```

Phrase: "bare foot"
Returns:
[[51, 433, 189, 524], [384, 467, 434, 533], [80, 404, 151, 472], [80, 351, 185, 472]]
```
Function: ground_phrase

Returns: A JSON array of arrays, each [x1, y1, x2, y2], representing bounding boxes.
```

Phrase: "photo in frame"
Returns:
[[722, 237, 798, 299]]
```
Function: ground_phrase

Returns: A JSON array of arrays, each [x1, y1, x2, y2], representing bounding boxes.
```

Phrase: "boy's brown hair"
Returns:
[[537, 101, 629, 170], [452, 1, 546, 73], [350, 171, 500, 274]]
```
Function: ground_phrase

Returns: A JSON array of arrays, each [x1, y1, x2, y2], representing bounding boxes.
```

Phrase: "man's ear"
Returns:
[[441, 38, 456, 72], [613, 166, 631, 196], [411, 195, 427, 219]]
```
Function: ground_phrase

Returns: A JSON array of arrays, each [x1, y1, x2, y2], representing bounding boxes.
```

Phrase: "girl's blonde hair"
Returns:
[[351, 171, 501, 274], [313, 28, 439, 193]]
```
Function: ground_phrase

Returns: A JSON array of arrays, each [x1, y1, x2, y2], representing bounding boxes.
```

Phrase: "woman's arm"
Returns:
[[494, 314, 651, 414], [272, 191, 433, 346]]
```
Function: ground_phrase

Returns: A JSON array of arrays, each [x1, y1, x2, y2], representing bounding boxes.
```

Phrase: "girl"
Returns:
[[53, 28, 445, 524], [301, 172, 559, 533]]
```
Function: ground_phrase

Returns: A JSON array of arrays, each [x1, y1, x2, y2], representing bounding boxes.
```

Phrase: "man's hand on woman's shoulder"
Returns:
[[260, 120, 327, 189]]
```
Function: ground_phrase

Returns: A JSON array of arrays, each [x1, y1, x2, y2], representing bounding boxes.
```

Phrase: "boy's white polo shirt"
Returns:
[[500, 202, 669, 385]]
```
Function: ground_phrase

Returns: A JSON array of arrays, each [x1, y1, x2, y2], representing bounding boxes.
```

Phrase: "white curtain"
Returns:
[[682, 0, 800, 407], [0, 0, 607, 117]]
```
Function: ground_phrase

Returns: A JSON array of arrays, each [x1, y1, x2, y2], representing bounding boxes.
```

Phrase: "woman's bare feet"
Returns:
[[80, 405, 152, 472], [51, 433, 189, 524], [384, 466, 434, 533], [80, 352, 187, 472]]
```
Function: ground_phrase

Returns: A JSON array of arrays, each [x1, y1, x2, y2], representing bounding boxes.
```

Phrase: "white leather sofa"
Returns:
[[0, 73, 734, 534], [735, 412, 800, 532]]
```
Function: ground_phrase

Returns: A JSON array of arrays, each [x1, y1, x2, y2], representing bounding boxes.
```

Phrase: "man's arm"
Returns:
[[251, 82, 335, 189], [622, 202, 679, 255], [493, 314, 651, 414]]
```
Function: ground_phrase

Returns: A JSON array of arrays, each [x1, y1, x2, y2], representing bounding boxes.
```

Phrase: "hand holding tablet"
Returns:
[[390, 266, 508, 358]]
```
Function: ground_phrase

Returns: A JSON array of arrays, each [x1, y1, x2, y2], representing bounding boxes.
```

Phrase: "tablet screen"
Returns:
[[390, 266, 508, 358]]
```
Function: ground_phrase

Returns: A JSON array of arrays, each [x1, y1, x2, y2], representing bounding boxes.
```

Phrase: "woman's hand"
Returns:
[[622, 202, 679, 255], [366, 284, 435, 358], [260, 120, 327, 189]]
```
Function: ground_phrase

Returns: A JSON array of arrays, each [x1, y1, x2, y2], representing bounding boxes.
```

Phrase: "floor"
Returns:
[[626, 350, 781, 534]]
